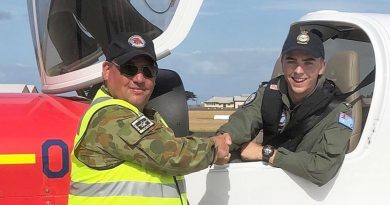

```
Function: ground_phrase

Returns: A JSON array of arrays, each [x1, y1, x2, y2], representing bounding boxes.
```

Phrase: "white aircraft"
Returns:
[[0, 0, 388, 204], [186, 10, 389, 205]]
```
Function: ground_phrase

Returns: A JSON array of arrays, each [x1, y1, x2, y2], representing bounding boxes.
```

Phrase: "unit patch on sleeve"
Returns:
[[243, 92, 257, 106], [338, 112, 354, 130], [131, 115, 155, 134]]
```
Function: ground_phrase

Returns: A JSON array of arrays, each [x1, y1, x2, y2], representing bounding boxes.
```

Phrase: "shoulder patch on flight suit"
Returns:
[[131, 115, 155, 134], [338, 112, 354, 130], [270, 84, 278, 91], [243, 92, 257, 106]]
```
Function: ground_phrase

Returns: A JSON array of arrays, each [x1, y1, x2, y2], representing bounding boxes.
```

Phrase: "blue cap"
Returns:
[[282, 28, 324, 59]]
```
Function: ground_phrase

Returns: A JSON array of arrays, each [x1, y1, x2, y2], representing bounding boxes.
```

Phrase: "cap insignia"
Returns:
[[296, 30, 310, 45], [128, 35, 146, 48]]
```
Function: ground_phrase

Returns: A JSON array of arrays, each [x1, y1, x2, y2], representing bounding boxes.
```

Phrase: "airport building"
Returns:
[[203, 95, 249, 109]]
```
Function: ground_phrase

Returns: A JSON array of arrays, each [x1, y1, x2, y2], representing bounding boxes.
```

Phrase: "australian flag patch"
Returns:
[[338, 112, 354, 130]]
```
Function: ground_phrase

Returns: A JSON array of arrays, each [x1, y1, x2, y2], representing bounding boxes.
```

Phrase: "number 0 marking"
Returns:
[[42, 140, 69, 178]]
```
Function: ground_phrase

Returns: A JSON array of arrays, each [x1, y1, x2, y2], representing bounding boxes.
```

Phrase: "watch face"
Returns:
[[262, 145, 274, 162], [264, 147, 273, 155], [263, 145, 274, 157]]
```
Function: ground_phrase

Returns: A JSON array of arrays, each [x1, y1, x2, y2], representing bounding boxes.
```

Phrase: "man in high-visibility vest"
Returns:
[[68, 32, 231, 205]]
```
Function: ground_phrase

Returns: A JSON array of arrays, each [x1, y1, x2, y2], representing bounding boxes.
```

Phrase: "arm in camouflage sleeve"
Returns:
[[218, 87, 264, 151], [75, 105, 217, 176]]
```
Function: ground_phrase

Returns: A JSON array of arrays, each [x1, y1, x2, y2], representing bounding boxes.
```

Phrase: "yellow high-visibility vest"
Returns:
[[68, 89, 187, 205]]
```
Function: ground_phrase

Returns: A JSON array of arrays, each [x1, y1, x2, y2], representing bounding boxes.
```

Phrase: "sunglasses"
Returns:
[[112, 62, 158, 78]]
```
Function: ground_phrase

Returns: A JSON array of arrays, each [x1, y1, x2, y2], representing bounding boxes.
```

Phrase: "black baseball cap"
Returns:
[[281, 28, 324, 59], [104, 32, 157, 66]]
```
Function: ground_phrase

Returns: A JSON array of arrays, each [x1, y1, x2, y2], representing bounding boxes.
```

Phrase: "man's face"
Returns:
[[281, 50, 325, 104], [103, 55, 156, 110]]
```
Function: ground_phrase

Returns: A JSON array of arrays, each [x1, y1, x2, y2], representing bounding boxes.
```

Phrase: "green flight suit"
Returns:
[[218, 76, 352, 186]]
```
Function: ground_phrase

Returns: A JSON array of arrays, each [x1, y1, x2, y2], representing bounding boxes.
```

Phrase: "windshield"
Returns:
[[32, 0, 179, 76]]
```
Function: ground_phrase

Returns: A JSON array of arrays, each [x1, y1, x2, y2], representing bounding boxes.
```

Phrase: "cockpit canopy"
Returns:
[[27, 0, 202, 93]]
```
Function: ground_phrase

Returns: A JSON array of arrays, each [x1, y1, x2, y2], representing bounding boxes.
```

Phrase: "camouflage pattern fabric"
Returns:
[[75, 104, 216, 176]]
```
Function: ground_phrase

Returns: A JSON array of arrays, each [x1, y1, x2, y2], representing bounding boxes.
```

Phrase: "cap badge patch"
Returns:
[[296, 30, 310, 45], [131, 115, 154, 134], [128, 35, 146, 48]]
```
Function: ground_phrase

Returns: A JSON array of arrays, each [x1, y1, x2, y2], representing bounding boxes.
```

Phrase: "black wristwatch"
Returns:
[[262, 145, 275, 163]]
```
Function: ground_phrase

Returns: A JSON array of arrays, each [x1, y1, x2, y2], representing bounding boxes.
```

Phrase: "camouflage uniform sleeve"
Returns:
[[75, 105, 216, 175], [218, 87, 264, 151]]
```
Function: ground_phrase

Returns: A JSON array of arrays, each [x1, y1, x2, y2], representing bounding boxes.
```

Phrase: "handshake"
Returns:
[[210, 133, 232, 165]]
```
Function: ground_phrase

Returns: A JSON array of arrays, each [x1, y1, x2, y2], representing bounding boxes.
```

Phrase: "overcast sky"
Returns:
[[1, 0, 390, 103]]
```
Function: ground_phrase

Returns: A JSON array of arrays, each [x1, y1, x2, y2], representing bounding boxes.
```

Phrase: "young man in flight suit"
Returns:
[[68, 32, 231, 205], [217, 28, 353, 186]]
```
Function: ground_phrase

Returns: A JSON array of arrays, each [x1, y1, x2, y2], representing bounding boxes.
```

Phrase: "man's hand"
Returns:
[[240, 141, 263, 161], [210, 133, 232, 165]]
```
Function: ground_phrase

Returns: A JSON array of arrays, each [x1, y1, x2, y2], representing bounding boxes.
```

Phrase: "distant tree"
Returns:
[[185, 91, 197, 101]]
